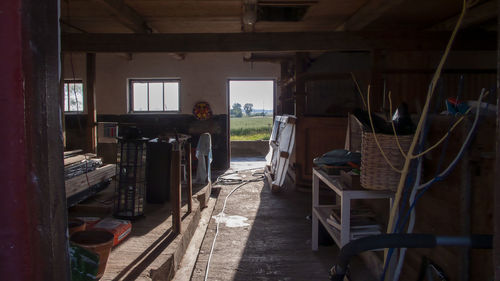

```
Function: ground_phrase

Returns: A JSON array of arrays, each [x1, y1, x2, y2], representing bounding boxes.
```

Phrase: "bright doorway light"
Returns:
[[229, 80, 274, 142]]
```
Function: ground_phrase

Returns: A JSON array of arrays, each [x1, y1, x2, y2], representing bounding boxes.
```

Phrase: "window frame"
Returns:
[[128, 78, 181, 113], [63, 79, 84, 113]]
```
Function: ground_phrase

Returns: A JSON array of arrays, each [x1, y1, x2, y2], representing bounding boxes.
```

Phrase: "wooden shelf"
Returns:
[[312, 168, 394, 250], [313, 206, 341, 246]]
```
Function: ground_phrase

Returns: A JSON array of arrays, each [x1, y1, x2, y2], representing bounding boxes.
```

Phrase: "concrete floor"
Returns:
[[184, 163, 376, 281], [229, 157, 267, 171]]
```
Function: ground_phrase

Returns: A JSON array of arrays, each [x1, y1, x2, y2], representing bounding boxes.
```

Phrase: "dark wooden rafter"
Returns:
[[60, 19, 88, 33], [430, 0, 497, 30], [96, 0, 153, 33], [61, 31, 496, 53], [336, 0, 406, 31], [258, 0, 318, 6], [243, 52, 295, 62]]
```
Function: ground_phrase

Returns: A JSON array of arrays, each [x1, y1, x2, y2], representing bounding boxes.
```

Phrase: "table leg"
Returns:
[[312, 172, 319, 251], [313, 172, 319, 207], [340, 194, 351, 248], [312, 212, 319, 251]]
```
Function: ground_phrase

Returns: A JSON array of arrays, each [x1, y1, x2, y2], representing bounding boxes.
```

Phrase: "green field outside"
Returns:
[[230, 116, 273, 141]]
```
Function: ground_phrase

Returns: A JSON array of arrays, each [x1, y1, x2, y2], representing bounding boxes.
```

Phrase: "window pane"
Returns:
[[64, 84, 69, 111], [164, 82, 179, 111], [133, 82, 148, 111], [68, 83, 83, 112], [148, 82, 163, 111]]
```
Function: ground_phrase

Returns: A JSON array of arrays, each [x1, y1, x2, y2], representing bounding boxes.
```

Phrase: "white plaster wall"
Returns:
[[64, 53, 280, 115]]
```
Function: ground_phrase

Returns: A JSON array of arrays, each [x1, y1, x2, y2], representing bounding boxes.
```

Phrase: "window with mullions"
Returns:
[[64, 80, 84, 112], [129, 79, 180, 112]]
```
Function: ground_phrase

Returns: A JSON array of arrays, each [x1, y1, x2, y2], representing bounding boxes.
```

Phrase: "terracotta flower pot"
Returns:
[[70, 230, 114, 279], [68, 218, 86, 236]]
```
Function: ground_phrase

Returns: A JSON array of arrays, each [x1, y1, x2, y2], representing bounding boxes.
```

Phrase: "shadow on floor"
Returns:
[[191, 170, 362, 281], [111, 230, 177, 281], [229, 176, 339, 281]]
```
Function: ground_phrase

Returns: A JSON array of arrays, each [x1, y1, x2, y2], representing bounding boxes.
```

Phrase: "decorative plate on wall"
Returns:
[[193, 101, 213, 120]]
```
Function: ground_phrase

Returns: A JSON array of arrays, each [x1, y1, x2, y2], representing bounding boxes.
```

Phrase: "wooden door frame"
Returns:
[[226, 78, 277, 165]]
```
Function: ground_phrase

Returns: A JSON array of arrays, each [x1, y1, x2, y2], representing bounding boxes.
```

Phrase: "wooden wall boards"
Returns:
[[294, 116, 347, 187]]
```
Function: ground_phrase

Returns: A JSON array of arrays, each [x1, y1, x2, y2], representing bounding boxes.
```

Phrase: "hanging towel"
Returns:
[[195, 133, 212, 184]]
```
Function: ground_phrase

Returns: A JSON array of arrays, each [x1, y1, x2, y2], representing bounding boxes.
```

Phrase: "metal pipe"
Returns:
[[329, 234, 492, 281]]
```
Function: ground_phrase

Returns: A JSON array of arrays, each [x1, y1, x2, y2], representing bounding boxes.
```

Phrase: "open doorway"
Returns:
[[228, 79, 275, 170]]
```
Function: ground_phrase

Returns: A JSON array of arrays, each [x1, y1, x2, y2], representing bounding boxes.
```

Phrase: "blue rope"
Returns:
[[380, 111, 433, 281], [380, 83, 489, 281]]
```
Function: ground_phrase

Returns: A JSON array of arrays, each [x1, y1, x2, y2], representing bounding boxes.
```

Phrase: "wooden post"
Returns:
[[460, 120, 472, 281], [294, 52, 307, 117], [278, 61, 288, 115], [86, 53, 97, 154], [0, 0, 70, 279], [495, 1, 500, 279], [294, 52, 307, 186], [187, 142, 193, 213], [60, 54, 66, 148], [170, 147, 182, 234]]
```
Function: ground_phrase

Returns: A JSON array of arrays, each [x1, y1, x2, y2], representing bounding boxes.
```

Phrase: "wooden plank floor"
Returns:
[[191, 169, 376, 281], [69, 181, 211, 281]]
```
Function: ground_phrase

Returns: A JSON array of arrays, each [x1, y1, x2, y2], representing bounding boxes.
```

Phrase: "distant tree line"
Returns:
[[231, 103, 243, 117], [231, 102, 271, 117]]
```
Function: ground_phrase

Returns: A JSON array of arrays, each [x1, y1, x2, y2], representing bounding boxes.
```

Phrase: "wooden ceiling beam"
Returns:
[[96, 0, 153, 33], [61, 31, 496, 53], [60, 19, 88, 33], [429, 0, 497, 31], [336, 0, 406, 31], [243, 52, 295, 62]]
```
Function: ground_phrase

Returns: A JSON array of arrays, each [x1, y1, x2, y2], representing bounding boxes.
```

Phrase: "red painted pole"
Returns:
[[0, 1, 37, 280], [0, 0, 69, 280]]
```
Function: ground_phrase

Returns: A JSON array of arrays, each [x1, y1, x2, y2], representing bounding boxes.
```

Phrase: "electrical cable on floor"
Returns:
[[204, 168, 265, 281]]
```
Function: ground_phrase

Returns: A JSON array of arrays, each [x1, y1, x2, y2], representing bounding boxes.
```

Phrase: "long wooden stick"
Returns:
[[382, 0, 470, 273]]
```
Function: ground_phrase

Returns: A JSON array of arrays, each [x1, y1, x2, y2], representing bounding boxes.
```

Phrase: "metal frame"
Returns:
[[63, 79, 84, 113], [226, 78, 277, 166], [128, 78, 181, 113], [114, 138, 148, 219]]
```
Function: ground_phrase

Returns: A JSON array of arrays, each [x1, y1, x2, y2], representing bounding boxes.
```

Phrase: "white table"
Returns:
[[312, 168, 395, 250]]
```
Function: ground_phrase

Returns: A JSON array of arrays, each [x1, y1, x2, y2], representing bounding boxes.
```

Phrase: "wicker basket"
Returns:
[[360, 132, 413, 191]]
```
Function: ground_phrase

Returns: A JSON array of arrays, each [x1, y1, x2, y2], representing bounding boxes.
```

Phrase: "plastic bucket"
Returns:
[[70, 230, 114, 279]]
